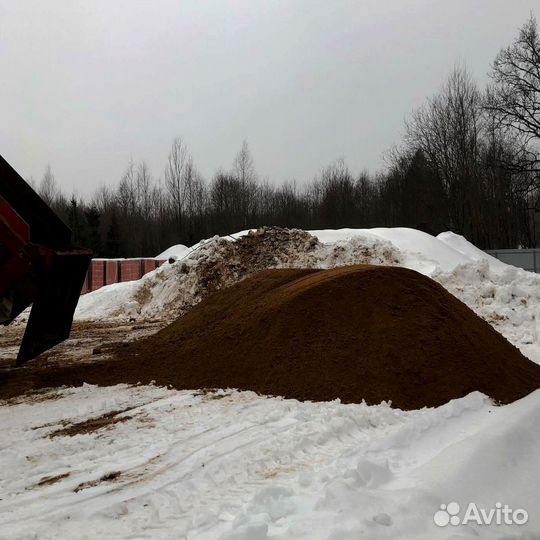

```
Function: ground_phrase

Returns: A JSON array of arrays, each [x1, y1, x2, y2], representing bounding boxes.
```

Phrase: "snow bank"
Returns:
[[1, 384, 537, 539], [311, 227, 472, 274], [154, 243, 190, 260], [434, 261, 540, 356], [73, 280, 141, 321], [437, 231, 510, 272], [75, 228, 403, 323], [74, 227, 540, 359], [310, 228, 512, 275]]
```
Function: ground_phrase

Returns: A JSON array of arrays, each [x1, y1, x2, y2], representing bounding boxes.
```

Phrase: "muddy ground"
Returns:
[[0, 320, 164, 400]]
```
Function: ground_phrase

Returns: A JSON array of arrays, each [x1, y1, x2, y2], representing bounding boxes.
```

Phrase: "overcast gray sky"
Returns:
[[0, 0, 538, 195]]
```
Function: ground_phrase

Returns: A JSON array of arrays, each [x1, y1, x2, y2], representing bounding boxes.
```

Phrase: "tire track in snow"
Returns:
[[0, 387, 401, 539]]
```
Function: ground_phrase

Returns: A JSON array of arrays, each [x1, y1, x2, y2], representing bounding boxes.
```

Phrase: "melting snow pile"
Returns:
[[153, 243, 190, 260], [75, 226, 540, 359], [75, 227, 402, 323]]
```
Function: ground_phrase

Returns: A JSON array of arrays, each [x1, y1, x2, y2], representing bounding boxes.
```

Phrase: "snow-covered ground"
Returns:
[[1, 385, 538, 540], [2, 228, 539, 539]]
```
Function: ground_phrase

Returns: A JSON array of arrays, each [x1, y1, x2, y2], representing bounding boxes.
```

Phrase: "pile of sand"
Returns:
[[5, 265, 537, 409]]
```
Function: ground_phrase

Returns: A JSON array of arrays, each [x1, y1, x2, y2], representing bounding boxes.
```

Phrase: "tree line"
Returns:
[[36, 16, 539, 257]]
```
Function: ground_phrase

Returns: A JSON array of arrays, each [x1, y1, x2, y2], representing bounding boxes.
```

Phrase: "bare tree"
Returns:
[[38, 165, 59, 206], [136, 161, 152, 216], [181, 157, 205, 243], [484, 15, 540, 192], [405, 67, 484, 236], [316, 160, 356, 227], [117, 160, 137, 216], [209, 172, 244, 234], [233, 140, 255, 185], [165, 137, 189, 230], [233, 140, 256, 226], [92, 184, 115, 215]]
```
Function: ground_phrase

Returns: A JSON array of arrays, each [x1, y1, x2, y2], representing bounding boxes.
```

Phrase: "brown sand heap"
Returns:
[[2, 265, 538, 409], [110, 264, 538, 409]]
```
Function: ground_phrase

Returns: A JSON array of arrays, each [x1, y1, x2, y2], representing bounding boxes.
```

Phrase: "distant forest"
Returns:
[[35, 17, 539, 257]]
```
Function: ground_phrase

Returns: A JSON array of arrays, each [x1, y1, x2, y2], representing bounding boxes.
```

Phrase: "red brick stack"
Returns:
[[80, 259, 166, 294]]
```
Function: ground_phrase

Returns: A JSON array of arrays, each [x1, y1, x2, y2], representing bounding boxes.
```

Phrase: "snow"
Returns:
[[73, 280, 141, 321], [310, 228, 510, 274], [154, 243, 190, 260], [310, 227, 471, 274], [1, 385, 538, 539], [433, 261, 540, 359], [436, 231, 509, 273]]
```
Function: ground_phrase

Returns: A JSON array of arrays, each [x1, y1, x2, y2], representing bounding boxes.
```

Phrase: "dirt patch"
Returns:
[[49, 410, 132, 437], [3, 389, 63, 406], [36, 472, 70, 487], [74, 471, 121, 492], [134, 283, 152, 306], [2, 265, 537, 410]]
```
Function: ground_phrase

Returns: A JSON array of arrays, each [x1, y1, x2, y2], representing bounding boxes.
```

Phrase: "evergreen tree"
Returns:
[[104, 210, 121, 257], [67, 197, 87, 246], [84, 206, 102, 256]]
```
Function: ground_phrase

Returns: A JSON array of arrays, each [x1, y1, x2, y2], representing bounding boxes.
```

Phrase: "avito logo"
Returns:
[[434, 502, 528, 527]]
